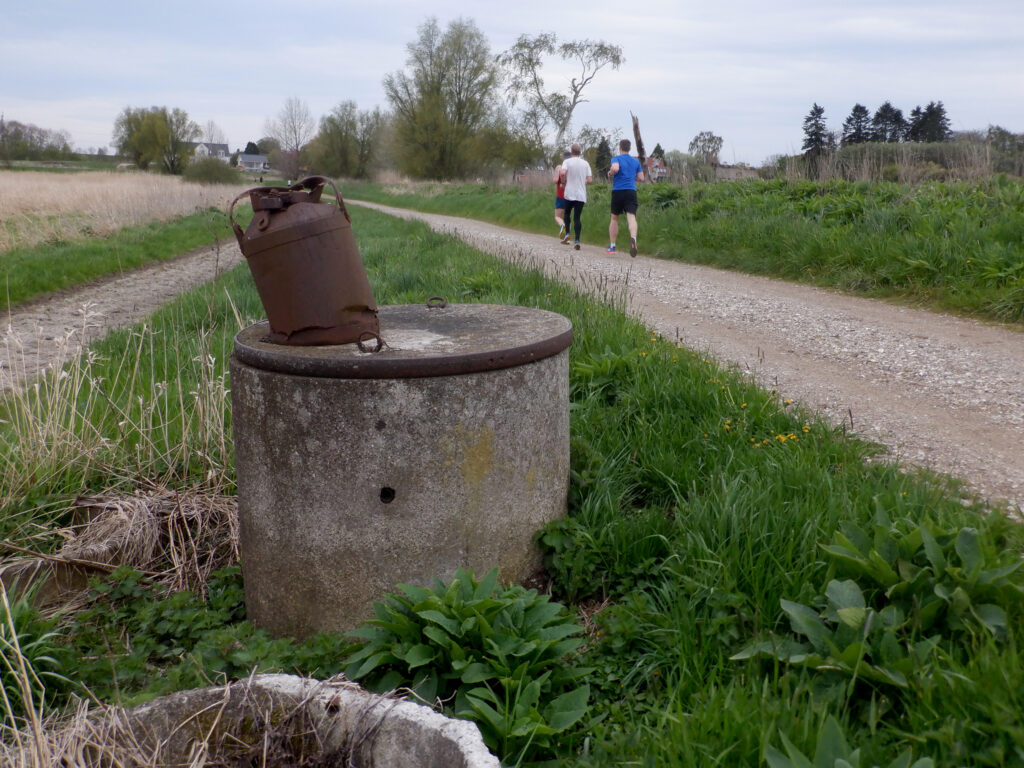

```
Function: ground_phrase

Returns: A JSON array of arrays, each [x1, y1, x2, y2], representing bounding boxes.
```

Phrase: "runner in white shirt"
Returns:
[[560, 143, 593, 250]]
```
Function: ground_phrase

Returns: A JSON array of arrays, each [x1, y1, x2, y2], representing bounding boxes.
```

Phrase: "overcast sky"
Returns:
[[4, 0, 1023, 166]]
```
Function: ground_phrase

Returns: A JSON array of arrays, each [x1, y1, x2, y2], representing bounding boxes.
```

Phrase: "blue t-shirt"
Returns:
[[611, 154, 642, 191]]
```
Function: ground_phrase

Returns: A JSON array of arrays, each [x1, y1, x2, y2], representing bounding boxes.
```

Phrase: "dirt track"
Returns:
[[3, 204, 1021, 513]]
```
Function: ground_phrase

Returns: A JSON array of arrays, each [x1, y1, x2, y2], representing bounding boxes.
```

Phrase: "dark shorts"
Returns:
[[610, 189, 639, 216], [555, 196, 566, 209]]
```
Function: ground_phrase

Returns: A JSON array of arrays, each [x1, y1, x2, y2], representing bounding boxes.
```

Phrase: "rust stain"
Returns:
[[455, 425, 495, 487]]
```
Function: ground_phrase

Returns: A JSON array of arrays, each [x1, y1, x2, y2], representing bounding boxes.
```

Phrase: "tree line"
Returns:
[[0, 115, 74, 167], [99, 16, 627, 182], [802, 100, 953, 158]]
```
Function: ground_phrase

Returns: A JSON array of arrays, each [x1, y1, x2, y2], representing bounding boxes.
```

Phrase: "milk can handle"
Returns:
[[295, 176, 351, 222], [227, 176, 351, 243]]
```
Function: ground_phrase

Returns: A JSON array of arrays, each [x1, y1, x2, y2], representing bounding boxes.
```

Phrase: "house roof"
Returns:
[[190, 142, 230, 155], [239, 153, 268, 163]]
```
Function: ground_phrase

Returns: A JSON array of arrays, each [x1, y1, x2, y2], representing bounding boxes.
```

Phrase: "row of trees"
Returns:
[[251, 18, 627, 182], [0, 115, 74, 167], [803, 101, 953, 159]]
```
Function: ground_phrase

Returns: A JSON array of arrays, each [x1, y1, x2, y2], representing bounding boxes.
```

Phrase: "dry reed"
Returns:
[[1, 312, 235, 511], [0, 171, 251, 253], [0, 675, 395, 768]]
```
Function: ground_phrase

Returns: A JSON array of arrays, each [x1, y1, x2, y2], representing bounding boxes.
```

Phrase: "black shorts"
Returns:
[[610, 189, 639, 215]]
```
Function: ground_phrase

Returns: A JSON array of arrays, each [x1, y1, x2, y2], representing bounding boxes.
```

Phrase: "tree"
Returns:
[[594, 136, 612, 178], [688, 131, 723, 166], [243, 141, 260, 155], [256, 137, 280, 155], [310, 101, 359, 178], [384, 17, 500, 179], [0, 114, 10, 168], [870, 101, 906, 143], [354, 107, 385, 179], [112, 106, 199, 173], [265, 97, 315, 179], [157, 108, 202, 173], [841, 104, 872, 145], [906, 101, 951, 143], [309, 101, 385, 179], [651, 143, 665, 160], [202, 120, 227, 145], [497, 33, 624, 156], [801, 104, 830, 157]]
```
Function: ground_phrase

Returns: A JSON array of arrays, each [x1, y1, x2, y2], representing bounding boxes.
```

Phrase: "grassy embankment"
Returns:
[[345, 177, 1024, 324], [0, 206, 1022, 765], [0, 170, 254, 309]]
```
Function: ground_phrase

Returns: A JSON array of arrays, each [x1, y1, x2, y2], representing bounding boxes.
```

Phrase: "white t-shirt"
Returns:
[[562, 156, 592, 203]]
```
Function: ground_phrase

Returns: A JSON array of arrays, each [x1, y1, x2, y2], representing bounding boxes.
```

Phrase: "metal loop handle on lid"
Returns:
[[357, 332, 385, 353]]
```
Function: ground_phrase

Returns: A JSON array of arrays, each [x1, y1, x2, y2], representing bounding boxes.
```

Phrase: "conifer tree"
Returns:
[[841, 104, 872, 145]]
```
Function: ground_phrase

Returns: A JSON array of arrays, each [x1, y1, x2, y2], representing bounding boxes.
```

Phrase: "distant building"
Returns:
[[644, 156, 668, 180], [189, 142, 231, 163], [238, 153, 270, 173]]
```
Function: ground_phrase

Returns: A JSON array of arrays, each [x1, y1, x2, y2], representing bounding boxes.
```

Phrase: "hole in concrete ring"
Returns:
[[380, 487, 396, 504]]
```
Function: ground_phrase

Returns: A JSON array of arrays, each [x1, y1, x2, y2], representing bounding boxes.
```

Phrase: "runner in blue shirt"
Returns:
[[606, 139, 645, 257]]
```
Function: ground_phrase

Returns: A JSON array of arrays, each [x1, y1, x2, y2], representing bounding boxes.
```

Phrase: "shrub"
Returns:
[[183, 157, 239, 185]]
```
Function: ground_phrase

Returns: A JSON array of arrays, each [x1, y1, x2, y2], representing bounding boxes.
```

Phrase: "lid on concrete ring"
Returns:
[[232, 303, 573, 379]]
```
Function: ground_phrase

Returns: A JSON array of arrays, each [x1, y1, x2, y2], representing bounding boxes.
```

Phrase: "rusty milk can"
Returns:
[[228, 176, 378, 345]]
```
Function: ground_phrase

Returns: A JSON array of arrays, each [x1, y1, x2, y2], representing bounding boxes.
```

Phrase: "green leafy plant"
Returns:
[[821, 516, 1024, 640], [0, 587, 71, 725], [733, 516, 1024, 695], [766, 714, 934, 768], [343, 567, 589, 763], [68, 566, 352, 702], [733, 577, 941, 690]]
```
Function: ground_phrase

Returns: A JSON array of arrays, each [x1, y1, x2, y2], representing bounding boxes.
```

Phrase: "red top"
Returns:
[[556, 166, 566, 198]]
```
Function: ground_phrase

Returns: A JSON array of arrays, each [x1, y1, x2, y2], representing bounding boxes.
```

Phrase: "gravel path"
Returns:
[[352, 201, 1024, 514], [1, 242, 243, 391], [2, 204, 1021, 513]]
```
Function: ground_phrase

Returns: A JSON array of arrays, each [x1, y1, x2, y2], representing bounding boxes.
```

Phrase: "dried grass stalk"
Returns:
[[0, 485, 239, 610], [0, 171, 251, 253]]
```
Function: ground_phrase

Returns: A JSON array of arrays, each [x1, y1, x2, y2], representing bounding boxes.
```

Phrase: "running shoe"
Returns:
[[560, 233, 572, 244], [574, 241, 581, 250], [629, 237, 637, 258], [558, 223, 566, 239], [605, 244, 617, 254]]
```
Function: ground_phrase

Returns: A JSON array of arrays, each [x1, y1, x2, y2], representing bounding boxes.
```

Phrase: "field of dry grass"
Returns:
[[0, 171, 251, 252]]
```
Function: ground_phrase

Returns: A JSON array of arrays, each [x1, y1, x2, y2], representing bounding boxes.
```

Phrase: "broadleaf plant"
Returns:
[[342, 567, 589, 764], [733, 514, 1024, 698]]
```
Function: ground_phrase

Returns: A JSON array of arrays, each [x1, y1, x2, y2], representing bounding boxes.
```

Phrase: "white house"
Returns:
[[238, 153, 270, 172], [191, 142, 231, 163]]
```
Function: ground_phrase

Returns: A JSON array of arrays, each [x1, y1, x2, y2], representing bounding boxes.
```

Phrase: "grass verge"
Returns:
[[0, 208, 248, 311], [0, 207, 1021, 766]]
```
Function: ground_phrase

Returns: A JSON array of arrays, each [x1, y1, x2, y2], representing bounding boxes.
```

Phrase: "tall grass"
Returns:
[[0, 170, 251, 253], [0, 266, 259, 524], [1, 207, 1021, 765]]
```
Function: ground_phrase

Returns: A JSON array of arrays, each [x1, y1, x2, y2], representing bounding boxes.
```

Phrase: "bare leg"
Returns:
[[555, 206, 565, 228], [609, 213, 619, 244], [626, 213, 638, 239]]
